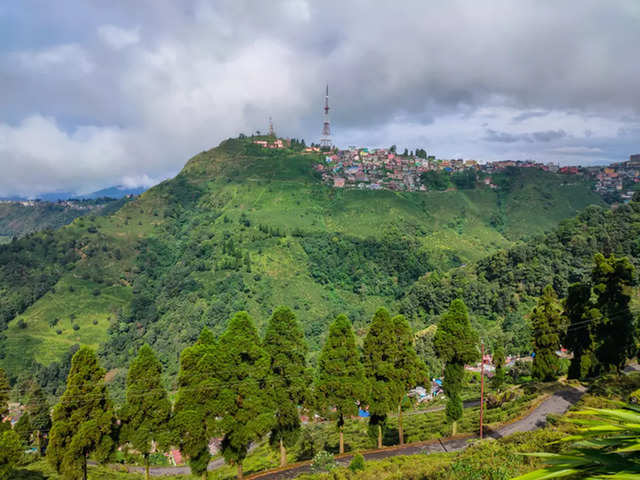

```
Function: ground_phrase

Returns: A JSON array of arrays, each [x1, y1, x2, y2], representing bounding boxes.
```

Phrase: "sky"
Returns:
[[1, 1, 640, 197]]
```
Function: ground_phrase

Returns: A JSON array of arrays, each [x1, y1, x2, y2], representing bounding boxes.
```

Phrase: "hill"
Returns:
[[0, 197, 132, 241], [0, 137, 605, 383]]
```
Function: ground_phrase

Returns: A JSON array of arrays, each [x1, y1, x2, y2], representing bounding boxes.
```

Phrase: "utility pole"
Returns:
[[479, 341, 485, 439]]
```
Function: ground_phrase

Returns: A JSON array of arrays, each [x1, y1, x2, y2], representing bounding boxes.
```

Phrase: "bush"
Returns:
[[72, 324, 80, 331], [92, 319, 98, 325], [92, 289, 101, 296], [17, 318, 27, 329], [311, 451, 337, 473], [56, 329, 62, 335], [349, 453, 365, 472]]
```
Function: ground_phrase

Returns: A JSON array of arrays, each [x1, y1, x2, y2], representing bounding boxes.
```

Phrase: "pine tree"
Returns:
[[27, 385, 51, 455], [362, 308, 397, 449], [217, 311, 274, 480], [492, 345, 505, 390], [0, 429, 23, 480], [47, 347, 116, 480], [263, 306, 311, 467], [120, 345, 172, 480], [592, 254, 636, 373], [564, 282, 599, 379], [0, 368, 9, 434], [392, 314, 425, 445], [531, 285, 564, 382], [15, 412, 32, 445], [433, 299, 479, 435], [315, 314, 365, 454], [173, 328, 219, 480]]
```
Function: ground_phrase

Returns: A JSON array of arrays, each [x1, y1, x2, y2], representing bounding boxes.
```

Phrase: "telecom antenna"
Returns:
[[268, 116, 275, 137], [320, 84, 332, 149]]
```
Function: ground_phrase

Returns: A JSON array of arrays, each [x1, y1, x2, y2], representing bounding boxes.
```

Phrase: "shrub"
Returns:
[[349, 453, 365, 472], [92, 289, 101, 296], [17, 319, 27, 329], [72, 324, 80, 331], [92, 319, 98, 325], [311, 451, 337, 473], [56, 329, 62, 335]]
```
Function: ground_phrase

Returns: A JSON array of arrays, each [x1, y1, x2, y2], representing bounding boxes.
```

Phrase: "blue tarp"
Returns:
[[358, 409, 370, 417]]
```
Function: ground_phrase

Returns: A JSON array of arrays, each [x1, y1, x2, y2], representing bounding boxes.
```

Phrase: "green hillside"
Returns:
[[0, 137, 604, 381], [0, 197, 129, 241]]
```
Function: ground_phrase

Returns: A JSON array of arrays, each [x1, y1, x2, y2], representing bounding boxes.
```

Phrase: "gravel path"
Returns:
[[248, 386, 585, 480]]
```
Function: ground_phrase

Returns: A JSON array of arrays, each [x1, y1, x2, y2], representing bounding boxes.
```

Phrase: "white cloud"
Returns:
[[98, 25, 140, 50], [3, 1, 640, 196], [14, 44, 94, 75]]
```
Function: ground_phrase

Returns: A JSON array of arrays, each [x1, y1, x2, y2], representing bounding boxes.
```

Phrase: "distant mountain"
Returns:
[[0, 197, 131, 240], [72, 185, 148, 200], [0, 185, 148, 202]]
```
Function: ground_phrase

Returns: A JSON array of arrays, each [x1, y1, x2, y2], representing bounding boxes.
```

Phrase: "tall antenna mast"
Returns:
[[268, 116, 275, 137], [320, 84, 332, 149]]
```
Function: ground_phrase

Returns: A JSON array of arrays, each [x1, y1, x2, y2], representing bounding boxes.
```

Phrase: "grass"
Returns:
[[1, 275, 131, 374]]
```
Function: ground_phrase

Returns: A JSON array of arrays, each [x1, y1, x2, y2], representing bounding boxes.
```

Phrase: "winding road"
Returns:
[[247, 386, 585, 480], [115, 385, 583, 478]]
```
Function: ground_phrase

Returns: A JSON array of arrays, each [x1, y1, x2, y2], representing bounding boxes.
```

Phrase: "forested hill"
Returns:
[[0, 198, 129, 241], [401, 199, 640, 354], [0, 136, 604, 385]]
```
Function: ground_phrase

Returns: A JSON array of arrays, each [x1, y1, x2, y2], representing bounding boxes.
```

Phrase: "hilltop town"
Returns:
[[253, 138, 640, 202]]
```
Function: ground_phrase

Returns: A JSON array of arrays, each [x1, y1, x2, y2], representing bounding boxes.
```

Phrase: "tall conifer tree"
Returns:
[[0, 429, 23, 479], [392, 314, 425, 445], [173, 328, 218, 480], [492, 345, 506, 390], [217, 311, 273, 480], [47, 347, 116, 480], [531, 285, 564, 381], [434, 299, 479, 435], [592, 253, 636, 373], [316, 314, 365, 454], [26, 385, 51, 455], [362, 308, 397, 449], [263, 306, 311, 467], [120, 344, 172, 480], [564, 282, 599, 379]]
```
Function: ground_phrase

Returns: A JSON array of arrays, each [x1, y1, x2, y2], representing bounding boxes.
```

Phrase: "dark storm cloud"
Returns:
[[485, 129, 566, 143], [1, 0, 640, 196]]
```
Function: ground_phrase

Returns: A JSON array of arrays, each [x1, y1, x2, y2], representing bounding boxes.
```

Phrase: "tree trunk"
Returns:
[[398, 404, 404, 445], [145, 453, 150, 480], [377, 424, 382, 449], [237, 461, 244, 480], [280, 438, 287, 467], [339, 426, 344, 454], [82, 452, 88, 480], [452, 420, 457, 436]]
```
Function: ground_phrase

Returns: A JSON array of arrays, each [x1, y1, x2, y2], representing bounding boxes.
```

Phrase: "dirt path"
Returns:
[[248, 386, 585, 480]]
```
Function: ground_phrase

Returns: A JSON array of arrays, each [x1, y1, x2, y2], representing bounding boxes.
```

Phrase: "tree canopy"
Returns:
[[263, 306, 311, 466], [120, 344, 172, 480], [531, 285, 564, 382], [216, 311, 274, 479], [47, 347, 116, 480]]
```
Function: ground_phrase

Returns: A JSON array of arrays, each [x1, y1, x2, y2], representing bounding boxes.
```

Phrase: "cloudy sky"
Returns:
[[1, 1, 640, 196]]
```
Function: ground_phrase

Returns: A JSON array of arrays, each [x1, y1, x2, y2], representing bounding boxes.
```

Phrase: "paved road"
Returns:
[[112, 388, 582, 478], [248, 386, 585, 480]]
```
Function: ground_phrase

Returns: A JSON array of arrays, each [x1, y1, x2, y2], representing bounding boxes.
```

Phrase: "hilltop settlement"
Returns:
[[253, 138, 640, 202]]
